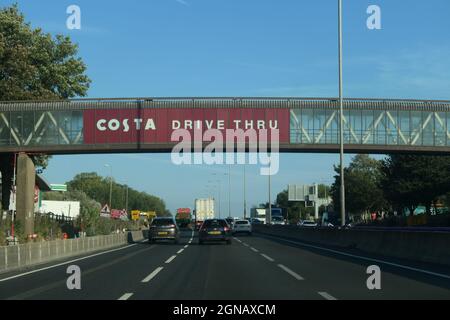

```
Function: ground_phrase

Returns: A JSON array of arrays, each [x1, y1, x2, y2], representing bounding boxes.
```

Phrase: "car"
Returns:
[[298, 220, 318, 227], [232, 219, 252, 235], [270, 216, 286, 225], [149, 217, 180, 244], [199, 219, 232, 245]]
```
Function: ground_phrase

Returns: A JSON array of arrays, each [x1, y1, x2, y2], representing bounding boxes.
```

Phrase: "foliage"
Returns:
[[331, 154, 386, 216], [380, 155, 450, 215], [66, 172, 168, 215]]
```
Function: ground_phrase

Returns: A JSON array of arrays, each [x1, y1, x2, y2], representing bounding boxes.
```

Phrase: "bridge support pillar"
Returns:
[[0, 153, 14, 221], [16, 153, 35, 238]]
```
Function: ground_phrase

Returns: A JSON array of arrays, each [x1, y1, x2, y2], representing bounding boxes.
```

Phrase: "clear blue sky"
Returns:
[[4, 0, 450, 215]]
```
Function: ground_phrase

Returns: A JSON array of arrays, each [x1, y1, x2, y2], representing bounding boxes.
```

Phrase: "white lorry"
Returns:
[[195, 198, 215, 228]]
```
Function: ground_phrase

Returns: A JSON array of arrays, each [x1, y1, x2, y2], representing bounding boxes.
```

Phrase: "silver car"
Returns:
[[149, 217, 180, 244]]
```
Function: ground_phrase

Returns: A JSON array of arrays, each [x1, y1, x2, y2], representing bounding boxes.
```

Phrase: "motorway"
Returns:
[[0, 230, 449, 300]]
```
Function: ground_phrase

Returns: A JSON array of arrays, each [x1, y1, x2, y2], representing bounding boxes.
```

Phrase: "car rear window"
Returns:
[[152, 219, 174, 226], [203, 220, 227, 228], [235, 221, 249, 225]]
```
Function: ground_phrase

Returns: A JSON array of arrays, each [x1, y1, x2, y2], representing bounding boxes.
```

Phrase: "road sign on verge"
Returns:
[[100, 204, 111, 218], [131, 210, 140, 221]]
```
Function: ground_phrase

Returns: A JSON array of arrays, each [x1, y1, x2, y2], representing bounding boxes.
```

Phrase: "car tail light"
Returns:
[[169, 224, 176, 228], [224, 227, 230, 232]]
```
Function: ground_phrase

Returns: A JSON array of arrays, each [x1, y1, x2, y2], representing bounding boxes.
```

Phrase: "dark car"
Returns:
[[199, 219, 232, 245], [149, 217, 180, 244]]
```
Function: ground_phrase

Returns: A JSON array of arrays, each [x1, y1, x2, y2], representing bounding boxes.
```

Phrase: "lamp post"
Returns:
[[104, 164, 113, 209], [243, 164, 247, 219], [338, 0, 346, 227]]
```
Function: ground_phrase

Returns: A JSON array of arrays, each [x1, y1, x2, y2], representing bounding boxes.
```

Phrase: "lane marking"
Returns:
[[234, 238, 242, 243], [262, 234, 450, 280], [184, 245, 189, 249], [278, 264, 304, 280], [261, 254, 275, 262], [0, 243, 139, 282], [118, 293, 134, 300], [165, 255, 177, 264], [243, 243, 249, 247], [250, 247, 259, 253], [177, 249, 184, 254], [318, 291, 337, 300], [142, 267, 164, 283]]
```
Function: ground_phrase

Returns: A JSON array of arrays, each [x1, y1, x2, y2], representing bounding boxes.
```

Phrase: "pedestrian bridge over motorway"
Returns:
[[0, 97, 449, 154]]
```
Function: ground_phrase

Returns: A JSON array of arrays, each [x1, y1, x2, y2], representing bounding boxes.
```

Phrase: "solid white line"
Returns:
[[165, 255, 177, 264], [142, 266, 164, 283], [250, 247, 259, 253], [261, 254, 275, 262], [118, 293, 134, 300], [0, 243, 138, 282], [177, 249, 184, 254], [318, 292, 338, 300], [278, 264, 304, 280], [263, 234, 450, 280]]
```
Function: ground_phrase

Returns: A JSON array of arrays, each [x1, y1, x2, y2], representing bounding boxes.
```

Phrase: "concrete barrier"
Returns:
[[0, 233, 128, 274], [253, 225, 450, 266]]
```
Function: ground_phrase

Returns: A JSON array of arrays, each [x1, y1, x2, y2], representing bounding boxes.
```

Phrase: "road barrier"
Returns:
[[0, 233, 128, 274], [253, 225, 450, 267]]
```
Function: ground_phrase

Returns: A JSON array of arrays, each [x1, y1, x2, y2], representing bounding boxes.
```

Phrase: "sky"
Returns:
[[3, 0, 450, 216]]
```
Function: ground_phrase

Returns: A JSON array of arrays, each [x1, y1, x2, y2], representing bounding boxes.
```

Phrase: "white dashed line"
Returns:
[[118, 293, 134, 300], [262, 234, 450, 280], [250, 247, 259, 253], [277, 264, 304, 280], [165, 255, 177, 264], [261, 254, 275, 262], [177, 249, 184, 254], [142, 266, 164, 283], [234, 238, 242, 243], [243, 243, 249, 247], [184, 245, 189, 249], [318, 292, 338, 300]]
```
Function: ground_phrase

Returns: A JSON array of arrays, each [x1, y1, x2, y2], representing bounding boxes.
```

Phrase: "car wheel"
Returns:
[[199, 240, 203, 245], [149, 239, 154, 244], [174, 238, 179, 244], [226, 239, 232, 245], [248, 232, 252, 236]]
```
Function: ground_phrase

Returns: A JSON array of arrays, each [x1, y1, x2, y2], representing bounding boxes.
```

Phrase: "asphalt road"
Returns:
[[0, 230, 449, 300]]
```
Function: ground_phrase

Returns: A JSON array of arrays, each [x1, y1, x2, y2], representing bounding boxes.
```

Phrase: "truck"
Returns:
[[194, 198, 215, 229], [175, 208, 192, 228], [250, 208, 267, 224]]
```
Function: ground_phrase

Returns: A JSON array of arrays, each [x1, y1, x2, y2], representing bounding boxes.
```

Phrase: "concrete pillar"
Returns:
[[16, 153, 35, 238], [0, 153, 14, 213]]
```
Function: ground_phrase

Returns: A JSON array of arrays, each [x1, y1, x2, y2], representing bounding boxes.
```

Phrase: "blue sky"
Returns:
[[3, 0, 450, 215]]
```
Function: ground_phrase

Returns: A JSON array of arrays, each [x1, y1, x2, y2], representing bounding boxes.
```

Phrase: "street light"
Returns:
[[338, 0, 346, 226], [104, 164, 113, 209]]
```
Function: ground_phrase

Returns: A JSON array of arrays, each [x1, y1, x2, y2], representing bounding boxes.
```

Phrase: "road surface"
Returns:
[[0, 230, 449, 300]]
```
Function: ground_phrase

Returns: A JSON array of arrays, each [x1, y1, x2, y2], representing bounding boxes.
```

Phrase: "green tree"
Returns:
[[331, 154, 386, 217], [380, 155, 450, 215]]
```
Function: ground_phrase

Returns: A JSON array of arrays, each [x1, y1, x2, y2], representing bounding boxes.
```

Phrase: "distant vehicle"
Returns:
[[175, 208, 191, 228], [225, 217, 235, 229], [271, 216, 286, 225], [232, 220, 252, 235], [198, 219, 232, 245], [250, 208, 267, 224], [321, 211, 350, 228], [298, 220, 318, 227], [195, 198, 215, 229], [251, 218, 263, 225], [149, 217, 180, 244]]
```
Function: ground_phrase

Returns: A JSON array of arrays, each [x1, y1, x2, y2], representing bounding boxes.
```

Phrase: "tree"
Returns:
[[331, 154, 386, 217], [380, 155, 450, 215], [0, 4, 91, 210]]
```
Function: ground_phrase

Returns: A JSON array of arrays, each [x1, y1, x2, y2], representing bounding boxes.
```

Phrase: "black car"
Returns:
[[199, 219, 232, 245], [149, 217, 180, 244]]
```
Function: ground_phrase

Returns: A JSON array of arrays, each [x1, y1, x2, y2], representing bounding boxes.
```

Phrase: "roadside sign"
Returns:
[[50, 184, 67, 192], [131, 210, 140, 221], [100, 204, 111, 218], [147, 211, 157, 219]]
